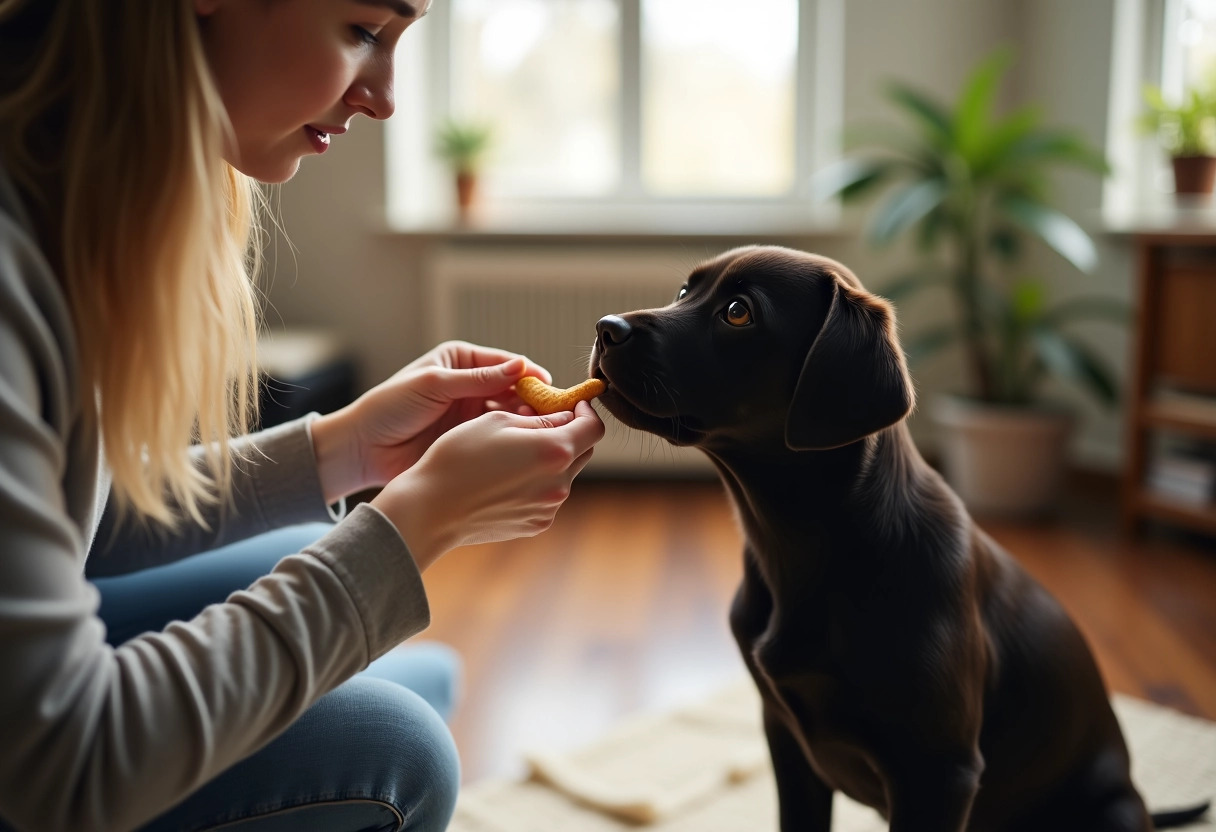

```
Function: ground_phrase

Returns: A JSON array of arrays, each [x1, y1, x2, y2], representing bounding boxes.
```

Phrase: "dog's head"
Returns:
[[590, 246, 914, 452]]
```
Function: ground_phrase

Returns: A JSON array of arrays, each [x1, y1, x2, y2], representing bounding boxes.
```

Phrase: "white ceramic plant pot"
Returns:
[[931, 395, 1076, 518]]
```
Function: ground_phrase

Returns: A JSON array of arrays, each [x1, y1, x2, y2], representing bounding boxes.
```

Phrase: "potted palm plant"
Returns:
[[811, 50, 1120, 516], [1138, 82, 1216, 197], [435, 118, 493, 222]]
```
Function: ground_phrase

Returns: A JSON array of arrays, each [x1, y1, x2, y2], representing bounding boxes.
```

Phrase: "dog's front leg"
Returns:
[[764, 705, 833, 832], [884, 758, 981, 832]]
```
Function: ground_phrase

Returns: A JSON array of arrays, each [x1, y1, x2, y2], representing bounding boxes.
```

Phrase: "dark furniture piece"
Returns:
[[1122, 232, 1216, 537]]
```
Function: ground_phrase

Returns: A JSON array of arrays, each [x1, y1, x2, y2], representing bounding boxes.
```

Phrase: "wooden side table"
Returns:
[[1122, 232, 1216, 537]]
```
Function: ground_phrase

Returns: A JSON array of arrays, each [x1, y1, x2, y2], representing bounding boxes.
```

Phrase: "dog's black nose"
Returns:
[[596, 315, 632, 346]]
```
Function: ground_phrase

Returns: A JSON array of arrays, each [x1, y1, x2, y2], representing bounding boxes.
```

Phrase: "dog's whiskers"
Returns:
[[653, 373, 688, 440]]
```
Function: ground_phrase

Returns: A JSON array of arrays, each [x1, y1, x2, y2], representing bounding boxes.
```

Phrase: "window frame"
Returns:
[[388, 0, 844, 231], [1103, 0, 1173, 224]]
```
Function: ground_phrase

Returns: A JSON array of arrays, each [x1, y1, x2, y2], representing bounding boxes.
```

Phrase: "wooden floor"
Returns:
[[418, 476, 1216, 784]]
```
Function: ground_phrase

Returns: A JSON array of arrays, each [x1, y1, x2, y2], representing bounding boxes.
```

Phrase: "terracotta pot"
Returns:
[[455, 171, 477, 220], [931, 395, 1075, 518], [1171, 155, 1216, 196]]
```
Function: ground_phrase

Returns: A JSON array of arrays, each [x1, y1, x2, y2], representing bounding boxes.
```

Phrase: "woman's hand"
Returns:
[[310, 341, 552, 503], [370, 400, 605, 571]]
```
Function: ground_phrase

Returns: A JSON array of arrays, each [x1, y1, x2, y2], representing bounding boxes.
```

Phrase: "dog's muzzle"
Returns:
[[596, 315, 632, 347], [591, 313, 704, 446]]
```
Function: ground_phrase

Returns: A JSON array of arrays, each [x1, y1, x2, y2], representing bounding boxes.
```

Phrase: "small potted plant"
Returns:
[[435, 118, 493, 222], [811, 49, 1122, 517], [1138, 82, 1216, 198]]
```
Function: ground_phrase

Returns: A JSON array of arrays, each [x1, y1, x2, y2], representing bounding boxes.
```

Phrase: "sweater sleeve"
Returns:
[[0, 183, 431, 832], [1, 498, 431, 832], [86, 416, 346, 578]]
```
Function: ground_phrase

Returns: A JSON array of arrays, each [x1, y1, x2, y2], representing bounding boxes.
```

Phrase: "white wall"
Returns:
[[267, 0, 1134, 470], [1020, 0, 1134, 469]]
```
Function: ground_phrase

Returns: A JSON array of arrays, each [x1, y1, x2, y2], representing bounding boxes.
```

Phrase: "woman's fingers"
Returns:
[[369, 388, 605, 571], [439, 341, 553, 384]]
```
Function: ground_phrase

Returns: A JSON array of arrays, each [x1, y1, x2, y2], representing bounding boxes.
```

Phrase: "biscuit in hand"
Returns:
[[514, 376, 606, 415]]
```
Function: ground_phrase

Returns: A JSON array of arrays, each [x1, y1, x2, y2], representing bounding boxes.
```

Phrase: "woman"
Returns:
[[0, 1, 605, 830]]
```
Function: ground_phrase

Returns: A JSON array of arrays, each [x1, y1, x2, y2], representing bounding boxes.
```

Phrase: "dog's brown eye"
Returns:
[[675, 285, 689, 302], [724, 299, 752, 327]]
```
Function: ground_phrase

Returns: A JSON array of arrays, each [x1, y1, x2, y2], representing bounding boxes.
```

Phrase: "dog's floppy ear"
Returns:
[[785, 272, 915, 451]]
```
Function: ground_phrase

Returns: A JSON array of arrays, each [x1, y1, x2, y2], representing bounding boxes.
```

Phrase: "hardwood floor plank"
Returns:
[[416, 478, 1216, 784], [998, 524, 1216, 716]]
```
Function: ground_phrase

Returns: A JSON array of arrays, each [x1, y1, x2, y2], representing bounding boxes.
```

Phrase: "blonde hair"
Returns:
[[0, 0, 262, 527]]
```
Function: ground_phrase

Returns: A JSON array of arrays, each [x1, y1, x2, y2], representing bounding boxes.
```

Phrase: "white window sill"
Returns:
[[1101, 198, 1216, 237], [381, 200, 852, 243]]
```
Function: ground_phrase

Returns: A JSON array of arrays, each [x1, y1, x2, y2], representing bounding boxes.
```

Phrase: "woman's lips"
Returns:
[[304, 125, 331, 154]]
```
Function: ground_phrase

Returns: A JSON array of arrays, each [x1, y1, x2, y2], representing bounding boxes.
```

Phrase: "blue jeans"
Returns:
[[89, 523, 462, 832]]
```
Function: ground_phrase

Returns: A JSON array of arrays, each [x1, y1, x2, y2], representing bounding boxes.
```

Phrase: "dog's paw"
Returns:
[[514, 377, 606, 415]]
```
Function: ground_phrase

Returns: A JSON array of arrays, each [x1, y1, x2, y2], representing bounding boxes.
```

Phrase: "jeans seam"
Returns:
[[190, 794, 405, 832]]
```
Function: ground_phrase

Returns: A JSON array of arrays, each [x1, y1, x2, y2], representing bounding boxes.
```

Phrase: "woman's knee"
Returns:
[[361, 642, 463, 723], [143, 676, 460, 832], [314, 676, 461, 831]]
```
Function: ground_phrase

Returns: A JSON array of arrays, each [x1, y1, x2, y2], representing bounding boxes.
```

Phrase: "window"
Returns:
[[1163, 0, 1216, 96], [1140, 0, 1216, 203], [450, 0, 622, 197], [388, 0, 841, 229], [639, 0, 799, 197], [1103, 0, 1216, 220]]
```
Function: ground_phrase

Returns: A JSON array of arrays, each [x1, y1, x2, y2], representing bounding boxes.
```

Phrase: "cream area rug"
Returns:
[[449, 680, 1215, 832]]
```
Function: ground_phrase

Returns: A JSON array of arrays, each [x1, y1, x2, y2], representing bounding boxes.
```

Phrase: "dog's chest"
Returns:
[[735, 548, 897, 813], [759, 652, 894, 814], [756, 659, 892, 812]]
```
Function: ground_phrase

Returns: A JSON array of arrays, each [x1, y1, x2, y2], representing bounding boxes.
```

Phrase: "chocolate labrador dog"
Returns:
[[589, 246, 1208, 832]]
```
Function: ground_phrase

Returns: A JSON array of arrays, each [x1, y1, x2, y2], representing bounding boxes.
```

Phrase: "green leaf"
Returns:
[[867, 179, 949, 246], [916, 207, 952, 252], [988, 226, 1021, 261], [955, 49, 1014, 163], [999, 194, 1098, 272], [1140, 82, 1216, 155], [997, 130, 1110, 176], [884, 82, 955, 149], [808, 157, 900, 203], [1011, 278, 1047, 324], [434, 119, 494, 171], [1031, 329, 1120, 407], [902, 323, 962, 363], [1142, 83, 1167, 112], [972, 107, 1041, 176]]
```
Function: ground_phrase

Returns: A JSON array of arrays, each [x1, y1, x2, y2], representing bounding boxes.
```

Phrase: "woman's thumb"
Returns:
[[498, 357, 526, 378], [446, 357, 526, 397]]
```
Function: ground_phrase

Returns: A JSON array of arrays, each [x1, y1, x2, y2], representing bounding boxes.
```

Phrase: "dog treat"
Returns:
[[514, 376, 606, 415]]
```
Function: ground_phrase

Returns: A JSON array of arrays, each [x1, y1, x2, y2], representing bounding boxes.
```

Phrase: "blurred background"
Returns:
[[257, 0, 1216, 784]]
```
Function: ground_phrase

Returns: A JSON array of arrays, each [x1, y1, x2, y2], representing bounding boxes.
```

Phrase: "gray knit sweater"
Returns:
[[0, 165, 431, 831]]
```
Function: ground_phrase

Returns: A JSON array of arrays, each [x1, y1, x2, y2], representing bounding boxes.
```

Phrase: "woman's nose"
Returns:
[[596, 315, 632, 347], [345, 66, 395, 120]]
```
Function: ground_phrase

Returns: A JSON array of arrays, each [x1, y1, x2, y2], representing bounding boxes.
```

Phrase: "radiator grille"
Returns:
[[431, 249, 714, 477], [453, 283, 673, 388]]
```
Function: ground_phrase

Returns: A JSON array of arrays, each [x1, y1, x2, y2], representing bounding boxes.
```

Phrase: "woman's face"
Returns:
[[196, 0, 430, 183]]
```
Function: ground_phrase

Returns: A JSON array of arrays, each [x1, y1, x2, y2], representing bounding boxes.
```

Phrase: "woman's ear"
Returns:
[[784, 273, 915, 451]]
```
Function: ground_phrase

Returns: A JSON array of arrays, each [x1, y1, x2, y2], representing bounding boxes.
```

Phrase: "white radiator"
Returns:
[[428, 247, 714, 477]]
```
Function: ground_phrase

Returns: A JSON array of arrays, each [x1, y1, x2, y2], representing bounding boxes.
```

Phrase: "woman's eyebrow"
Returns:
[[355, 0, 427, 18]]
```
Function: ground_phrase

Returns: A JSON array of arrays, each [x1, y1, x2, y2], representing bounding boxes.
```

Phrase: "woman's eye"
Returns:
[[674, 285, 689, 302], [724, 299, 752, 327], [352, 26, 380, 45]]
